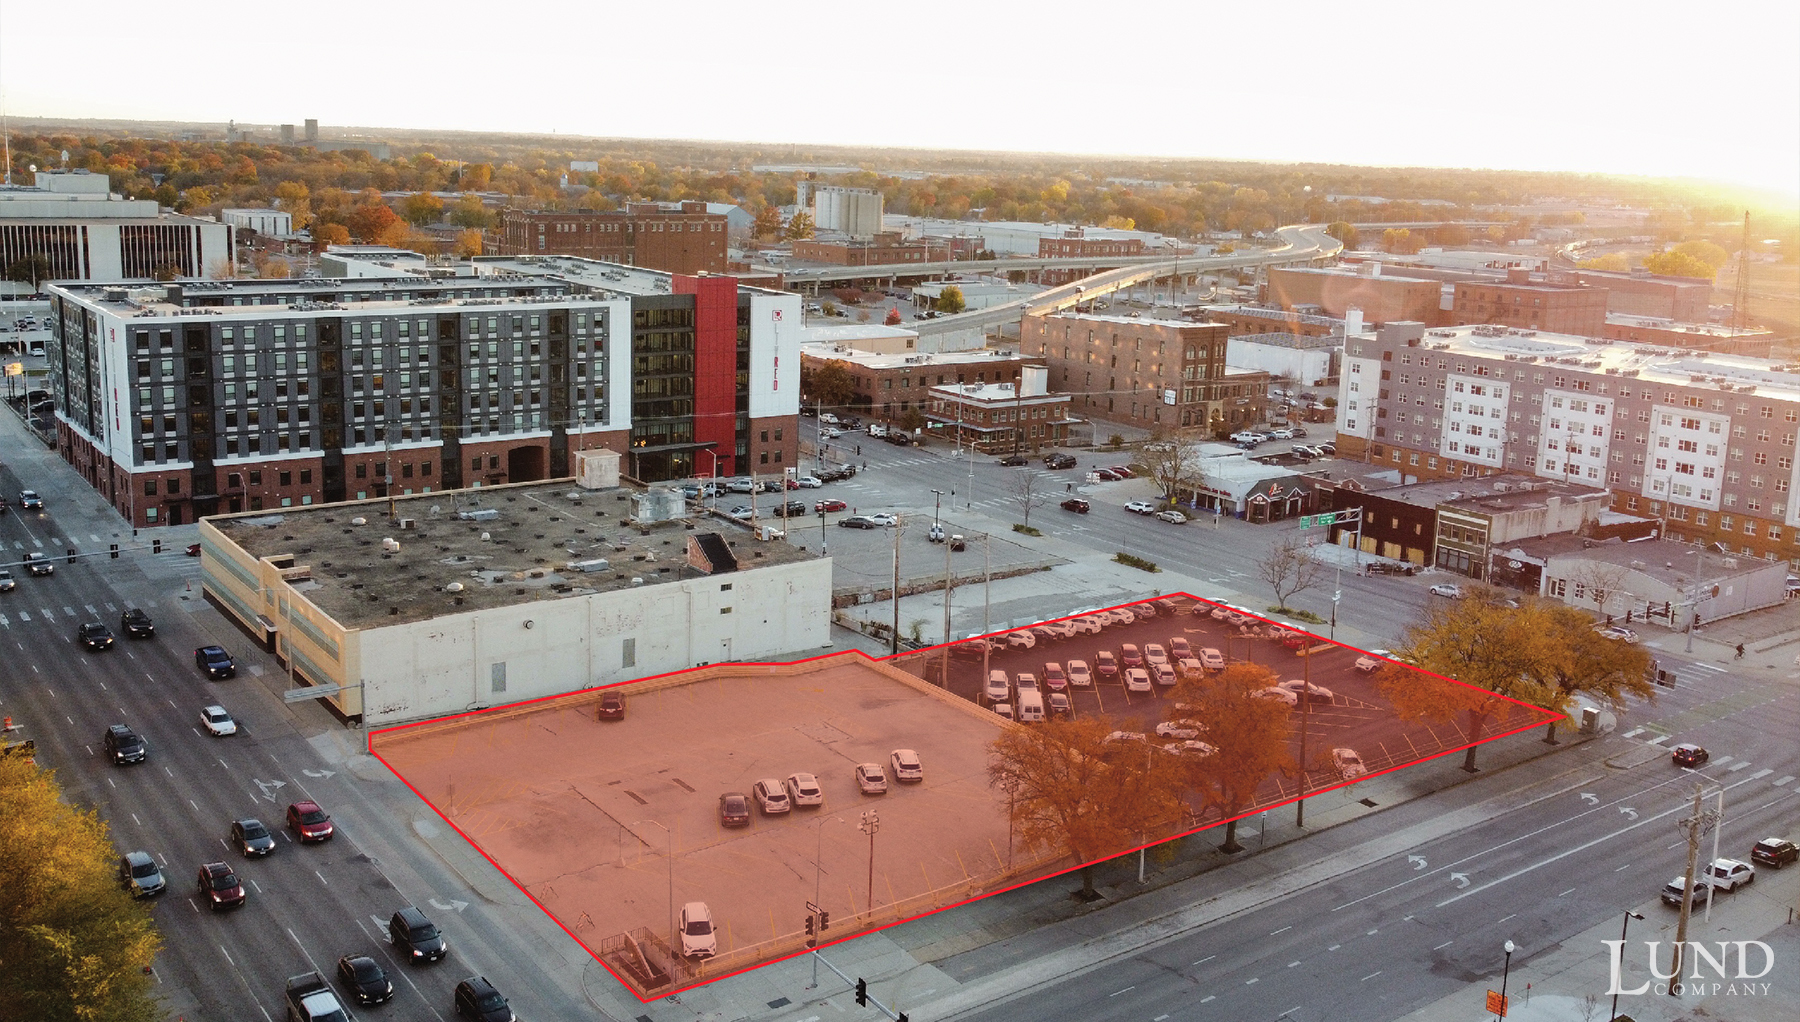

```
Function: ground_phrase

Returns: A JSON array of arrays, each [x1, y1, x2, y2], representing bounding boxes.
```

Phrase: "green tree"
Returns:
[[1381, 228, 1424, 255], [399, 192, 445, 226], [1672, 239, 1730, 271], [447, 194, 493, 230], [752, 204, 783, 241], [1643, 248, 1716, 281], [4, 255, 53, 288], [0, 757, 164, 1022], [1324, 221, 1359, 249], [784, 210, 816, 240], [935, 285, 967, 315], [1577, 253, 1630, 272]]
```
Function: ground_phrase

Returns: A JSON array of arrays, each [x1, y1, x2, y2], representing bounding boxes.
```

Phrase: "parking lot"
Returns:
[[369, 655, 1033, 994]]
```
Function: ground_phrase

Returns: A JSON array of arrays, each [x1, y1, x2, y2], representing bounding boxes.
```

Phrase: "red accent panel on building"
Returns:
[[674, 274, 740, 478]]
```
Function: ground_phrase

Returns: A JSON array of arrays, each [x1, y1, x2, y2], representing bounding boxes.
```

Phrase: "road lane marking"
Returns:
[[1622, 728, 1645, 738], [1434, 941, 1454, 950], [1729, 761, 1751, 772], [316, 870, 328, 886], [251, 880, 263, 894], [1361, 971, 1382, 982], [1270, 925, 1291, 935], [1749, 769, 1772, 779], [220, 945, 235, 967], [1201, 996, 1216, 1003], [1287, 961, 1300, 968], [1497, 914, 1515, 924], [1646, 735, 1670, 745], [1557, 888, 1575, 897], [1245, 977, 1259, 985], [1327, 945, 1340, 951], [1776, 776, 1795, 786], [1615, 864, 1631, 871], [1109, 986, 1134, 997], [1192, 955, 1215, 965]]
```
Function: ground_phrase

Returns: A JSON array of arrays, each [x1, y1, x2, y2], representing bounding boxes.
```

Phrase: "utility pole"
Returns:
[[1669, 782, 1720, 993], [1730, 211, 1752, 336], [859, 810, 879, 919], [1295, 637, 1312, 827], [1685, 544, 1704, 653], [940, 530, 953, 686], [980, 534, 991, 687], [890, 516, 902, 655]]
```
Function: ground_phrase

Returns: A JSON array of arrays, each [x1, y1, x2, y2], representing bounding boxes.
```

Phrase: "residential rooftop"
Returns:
[[210, 480, 812, 630], [1039, 311, 1225, 329]]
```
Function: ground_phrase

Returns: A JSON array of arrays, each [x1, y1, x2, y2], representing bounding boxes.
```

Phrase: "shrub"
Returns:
[[1115, 552, 1160, 572]]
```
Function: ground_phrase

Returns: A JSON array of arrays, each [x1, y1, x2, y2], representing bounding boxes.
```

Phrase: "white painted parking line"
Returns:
[[62, 606, 76, 617], [1728, 761, 1752, 772], [1621, 728, 1645, 738], [90, 534, 103, 543], [1646, 734, 1670, 745], [1748, 769, 1772, 780], [1774, 776, 1795, 787], [17, 611, 29, 621]]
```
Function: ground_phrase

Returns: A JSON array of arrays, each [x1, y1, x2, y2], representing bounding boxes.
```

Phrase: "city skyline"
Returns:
[[1, 0, 1795, 197]]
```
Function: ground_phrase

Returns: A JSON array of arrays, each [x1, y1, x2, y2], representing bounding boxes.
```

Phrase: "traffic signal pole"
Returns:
[[810, 953, 909, 1021]]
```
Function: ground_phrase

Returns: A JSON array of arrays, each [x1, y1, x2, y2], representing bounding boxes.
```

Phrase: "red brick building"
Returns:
[[1450, 267, 1608, 337], [491, 202, 726, 275], [1037, 233, 1145, 258], [1266, 266, 1444, 325], [790, 233, 941, 266]]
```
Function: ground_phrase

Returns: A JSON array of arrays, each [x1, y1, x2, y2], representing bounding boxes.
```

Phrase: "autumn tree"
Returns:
[[935, 285, 967, 315], [752, 204, 783, 241], [987, 717, 1185, 899], [802, 359, 856, 412], [1521, 603, 1654, 743], [1672, 239, 1730, 271], [311, 223, 351, 249], [1643, 248, 1715, 281], [399, 192, 445, 226], [1006, 470, 1053, 527], [884, 307, 902, 326], [784, 210, 816, 240], [1381, 228, 1424, 255], [454, 229, 485, 259], [0, 756, 164, 1022], [273, 180, 312, 230], [1324, 221, 1359, 249], [1171, 663, 1292, 853], [447, 194, 493, 230], [348, 202, 402, 243], [1256, 536, 1323, 612], [1577, 253, 1630, 272], [460, 163, 493, 190]]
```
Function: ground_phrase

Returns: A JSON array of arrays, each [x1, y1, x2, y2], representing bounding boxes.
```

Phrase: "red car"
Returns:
[[1110, 466, 1135, 478], [815, 499, 847, 513], [197, 861, 245, 909], [1120, 643, 1144, 668], [286, 801, 335, 842]]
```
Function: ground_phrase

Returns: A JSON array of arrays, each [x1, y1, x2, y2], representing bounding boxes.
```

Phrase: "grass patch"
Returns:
[[1266, 605, 1325, 624], [1115, 552, 1160, 572], [1012, 524, 1042, 536]]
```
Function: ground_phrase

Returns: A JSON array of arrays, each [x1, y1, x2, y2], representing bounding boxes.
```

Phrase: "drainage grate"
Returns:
[[671, 778, 695, 793], [1359, 798, 1378, 807], [637, 1016, 654, 1022], [624, 790, 648, 805], [767, 997, 791, 1009]]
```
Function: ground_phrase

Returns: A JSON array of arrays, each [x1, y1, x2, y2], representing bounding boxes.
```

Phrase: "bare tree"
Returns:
[[1140, 431, 1204, 504], [1564, 559, 1632, 620], [1007, 470, 1053, 528], [1257, 536, 1323, 612]]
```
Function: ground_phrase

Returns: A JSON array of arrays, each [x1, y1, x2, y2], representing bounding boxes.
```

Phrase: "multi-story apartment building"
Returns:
[[1023, 313, 1268, 435], [490, 202, 727, 275], [1336, 321, 1800, 567], [45, 258, 800, 527]]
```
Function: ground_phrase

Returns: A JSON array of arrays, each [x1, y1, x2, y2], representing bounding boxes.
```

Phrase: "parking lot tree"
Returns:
[[1006, 470, 1053, 528], [935, 286, 967, 315], [987, 717, 1185, 899], [884, 307, 903, 326], [803, 359, 856, 411], [1170, 663, 1292, 853], [1379, 598, 1553, 771], [784, 210, 816, 241], [0, 756, 163, 1022], [1522, 603, 1655, 744], [1256, 536, 1323, 612]]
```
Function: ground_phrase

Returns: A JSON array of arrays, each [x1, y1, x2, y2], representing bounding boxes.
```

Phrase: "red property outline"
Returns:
[[366, 592, 1562, 1001]]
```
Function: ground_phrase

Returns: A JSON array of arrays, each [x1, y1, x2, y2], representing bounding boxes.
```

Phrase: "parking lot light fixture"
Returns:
[[635, 820, 673, 957]]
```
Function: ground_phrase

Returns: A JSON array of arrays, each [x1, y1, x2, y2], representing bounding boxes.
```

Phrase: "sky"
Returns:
[[2, 0, 1796, 198]]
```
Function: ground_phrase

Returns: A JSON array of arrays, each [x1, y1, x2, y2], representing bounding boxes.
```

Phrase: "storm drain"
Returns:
[[671, 778, 695, 793], [624, 790, 648, 805], [1359, 798, 1378, 807], [768, 998, 791, 1008]]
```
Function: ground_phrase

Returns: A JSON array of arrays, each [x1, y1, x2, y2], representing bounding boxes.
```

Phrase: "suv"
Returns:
[[120, 608, 155, 638], [597, 691, 625, 720], [286, 801, 335, 842], [1751, 838, 1798, 868], [104, 724, 147, 765], [679, 901, 718, 958], [1043, 453, 1077, 469], [1060, 497, 1090, 514], [751, 778, 791, 815], [118, 851, 166, 897], [390, 906, 449, 963], [197, 861, 245, 909], [453, 976, 515, 1022], [195, 645, 236, 679]]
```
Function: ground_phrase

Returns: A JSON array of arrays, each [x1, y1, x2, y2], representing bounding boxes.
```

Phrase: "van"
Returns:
[[1017, 690, 1045, 722]]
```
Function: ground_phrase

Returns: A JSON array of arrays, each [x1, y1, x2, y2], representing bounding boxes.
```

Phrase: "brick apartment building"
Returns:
[[1037, 233, 1145, 259], [1265, 265, 1444, 325], [928, 368, 1073, 454], [46, 259, 801, 526], [491, 202, 727, 275], [1335, 321, 1800, 568], [1024, 313, 1268, 435], [1450, 267, 1609, 337]]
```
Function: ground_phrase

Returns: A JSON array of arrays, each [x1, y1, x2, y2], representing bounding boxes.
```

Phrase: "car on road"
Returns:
[[838, 515, 881, 529], [22, 551, 52, 576], [785, 772, 824, 807], [0, 569, 13, 592], [997, 454, 1029, 466], [1043, 453, 1077, 469], [1199, 648, 1225, 671], [1661, 875, 1712, 907], [1124, 668, 1152, 692], [231, 818, 275, 857], [1595, 625, 1639, 643], [1428, 583, 1466, 599], [1706, 858, 1755, 891], [752, 778, 791, 815], [454, 975, 516, 1022], [1751, 838, 1798, 868], [1066, 660, 1092, 687], [1120, 643, 1143, 667], [200, 705, 237, 736], [718, 792, 752, 826], [815, 498, 847, 512], [1331, 748, 1368, 779], [18, 489, 42, 509], [855, 763, 888, 795], [1671, 743, 1710, 767], [119, 851, 166, 897], [1153, 510, 1187, 524], [1124, 500, 1157, 515], [1095, 651, 1119, 679], [891, 749, 924, 782], [774, 500, 809, 518], [1060, 497, 1090, 513], [76, 622, 116, 650], [1278, 679, 1334, 704], [119, 608, 155, 638], [1004, 630, 1036, 650], [390, 906, 448, 963], [195, 645, 236, 678], [598, 690, 626, 719], [104, 724, 147, 765], [197, 861, 245, 909], [866, 512, 898, 526], [679, 902, 718, 959], [337, 954, 394, 1005], [1041, 662, 1067, 691], [287, 801, 334, 842]]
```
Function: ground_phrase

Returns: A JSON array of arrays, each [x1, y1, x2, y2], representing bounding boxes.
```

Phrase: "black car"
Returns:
[[883, 431, 912, 446], [337, 954, 395, 1005], [195, 645, 236, 679], [775, 500, 809, 518], [120, 608, 156, 638], [231, 818, 276, 857], [838, 516, 880, 529], [1060, 497, 1090, 513], [1672, 743, 1710, 767], [390, 906, 449, 963], [997, 455, 1028, 466], [22, 551, 53, 576], [597, 690, 626, 720], [719, 791, 751, 827], [1751, 838, 1798, 868], [455, 976, 515, 1022], [1043, 453, 1077, 469], [76, 622, 116, 651], [104, 724, 147, 765]]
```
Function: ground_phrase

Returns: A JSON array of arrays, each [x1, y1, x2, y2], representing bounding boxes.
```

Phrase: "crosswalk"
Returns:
[[0, 598, 161, 630], [8, 533, 120, 552]]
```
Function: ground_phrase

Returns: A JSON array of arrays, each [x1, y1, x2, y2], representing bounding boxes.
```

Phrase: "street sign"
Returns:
[[1300, 509, 1363, 529], [1485, 989, 1507, 1016]]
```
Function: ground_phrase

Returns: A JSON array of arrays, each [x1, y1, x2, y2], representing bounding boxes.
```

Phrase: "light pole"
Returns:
[[1295, 640, 1313, 827], [1496, 939, 1515, 1021], [1610, 911, 1644, 1021], [1684, 544, 1704, 654], [930, 488, 945, 530], [806, 815, 843, 990], [636, 819, 673, 957], [859, 810, 879, 919]]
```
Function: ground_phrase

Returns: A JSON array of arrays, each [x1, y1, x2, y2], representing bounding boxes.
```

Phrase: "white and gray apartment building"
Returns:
[[1336, 322, 1800, 568], [46, 259, 801, 527]]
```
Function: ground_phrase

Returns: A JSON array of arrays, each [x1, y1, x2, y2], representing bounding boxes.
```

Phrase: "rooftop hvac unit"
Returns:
[[458, 508, 500, 521], [569, 559, 611, 573], [400, 518, 416, 530]]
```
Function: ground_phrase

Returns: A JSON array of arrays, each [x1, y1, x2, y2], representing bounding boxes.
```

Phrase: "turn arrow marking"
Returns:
[[1450, 873, 1470, 889], [302, 769, 337, 779], [428, 898, 469, 913], [1620, 806, 1638, 821], [1407, 855, 1427, 871], [1581, 792, 1599, 805]]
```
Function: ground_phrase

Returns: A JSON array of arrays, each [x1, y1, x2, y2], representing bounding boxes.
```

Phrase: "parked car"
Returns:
[[1705, 858, 1755, 892], [389, 906, 448, 962], [1069, 615, 1103, 635], [120, 608, 156, 638], [195, 645, 236, 678], [1428, 583, 1466, 599], [1004, 630, 1037, 650], [197, 861, 245, 909], [775, 500, 809, 518], [752, 778, 791, 815], [1143, 643, 1169, 667], [725, 505, 756, 521], [997, 454, 1029, 466], [1155, 720, 1204, 740], [785, 772, 824, 807], [1750, 838, 1798, 868], [1066, 660, 1092, 687], [1124, 500, 1157, 515], [0, 569, 13, 592], [1154, 510, 1187, 524], [1662, 875, 1712, 907], [855, 763, 888, 795], [1092, 468, 1122, 481], [1109, 467, 1135, 478], [1199, 648, 1225, 671], [200, 705, 238, 736], [1041, 662, 1068, 691], [1279, 679, 1334, 704], [816, 498, 848, 512], [985, 670, 1011, 703], [286, 801, 334, 842], [865, 513, 898, 526], [1671, 743, 1710, 767], [794, 475, 824, 488], [1124, 668, 1152, 692], [1048, 692, 1071, 716], [679, 902, 718, 958], [1595, 625, 1639, 643], [1254, 686, 1299, 707], [1331, 748, 1368, 779], [718, 792, 752, 827], [1095, 651, 1119, 679], [838, 516, 881, 529], [598, 690, 626, 719], [890, 749, 924, 782], [1060, 497, 1091, 513], [1151, 664, 1176, 686], [1120, 644, 1143, 667]]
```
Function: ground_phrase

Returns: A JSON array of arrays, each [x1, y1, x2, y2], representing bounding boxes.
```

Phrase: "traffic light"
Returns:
[[855, 979, 867, 1006], [110, 544, 119, 559], [818, 910, 829, 931], [152, 538, 162, 554], [805, 915, 814, 936]]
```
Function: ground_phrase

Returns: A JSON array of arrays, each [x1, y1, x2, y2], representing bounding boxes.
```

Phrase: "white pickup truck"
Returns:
[[287, 972, 354, 1022]]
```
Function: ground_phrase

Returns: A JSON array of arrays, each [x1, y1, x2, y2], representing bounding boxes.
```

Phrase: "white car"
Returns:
[[726, 505, 755, 521], [794, 475, 824, 489], [200, 705, 237, 736], [1429, 583, 1466, 599], [1595, 625, 1639, 643], [1143, 643, 1169, 666], [1354, 654, 1385, 673], [0, 569, 14, 592], [1014, 672, 1038, 693], [1004, 630, 1037, 650], [1154, 510, 1187, 524], [725, 478, 757, 493], [1102, 731, 1148, 746], [1036, 619, 1076, 639], [992, 701, 1015, 720], [1124, 500, 1157, 515], [1102, 609, 1137, 626], [752, 778, 791, 814], [866, 513, 898, 526], [785, 772, 824, 807], [1124, 668, 1153, 692], [1160, 740, 1218, 757], [986, 670, 1012, 703], [1254, 686, 1299, 707], [1705, 858, 1755, 892], [1068, 616, 1104, 635], [1152, 663, 1177, 687], [1155, 720, 1204, 739], [1278, 678, 1334, 704], [1066, 660, 1093, 687], [1331, 748, 1367, 779], [890, 749, 924, 783], [1198, 648, 1225, 670], [1270, 427, 1295, 439], [680, 902, 718, 958]]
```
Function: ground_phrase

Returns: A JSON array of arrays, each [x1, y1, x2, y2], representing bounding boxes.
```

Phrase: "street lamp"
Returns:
[[859, 810, 880, 919], [806, 815, 845, 990], [1496, 939, 1515, 1021], [635, 820, 674, 958], [1610, 912, 1644, 1021]]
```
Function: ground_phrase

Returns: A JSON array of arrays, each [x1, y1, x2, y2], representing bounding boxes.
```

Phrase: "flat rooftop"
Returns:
[[1605, 312, 1771, 338], [799, 342, 1028, 369], [1366, 474, 1606, 510], [1040, 311, 1222, 329], [212, 481, 813, 630], [1506, 535, 1781, 586]]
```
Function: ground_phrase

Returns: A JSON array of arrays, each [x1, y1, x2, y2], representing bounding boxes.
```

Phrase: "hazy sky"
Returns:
[[3, 0, 1795, 196]]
